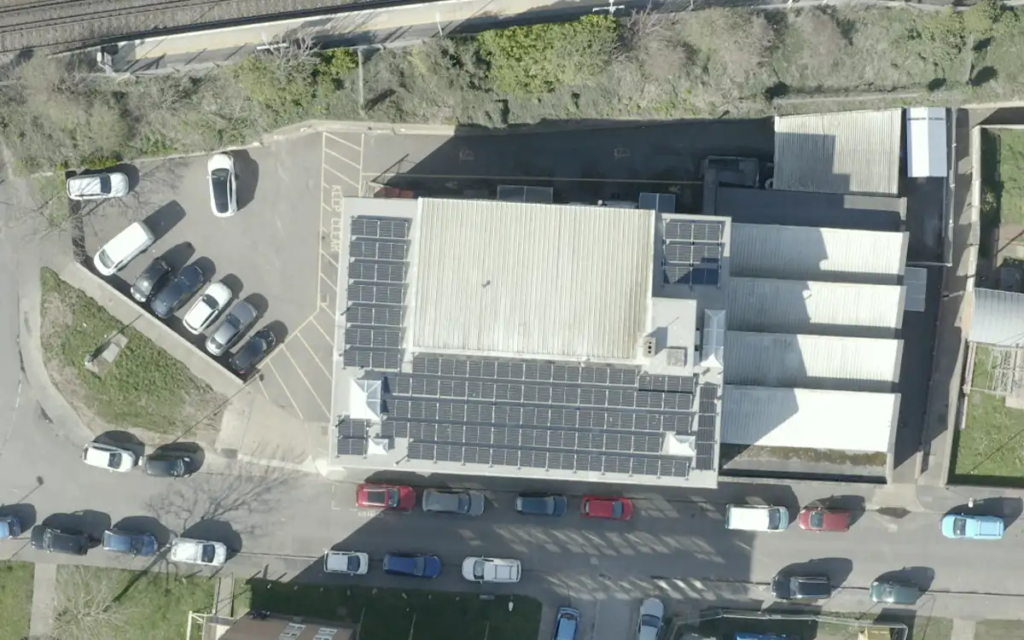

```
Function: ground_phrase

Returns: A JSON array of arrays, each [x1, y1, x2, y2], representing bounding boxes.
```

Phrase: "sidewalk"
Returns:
[[29, 563, 57, 639]]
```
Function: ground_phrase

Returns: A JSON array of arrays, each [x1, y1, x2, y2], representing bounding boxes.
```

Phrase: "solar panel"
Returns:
[[347, 283, 404, 306], [347, 305, 403, 327], [336, 437, 368, 456], [694, 455, 716, 471], [349, 261, 407, 283], [336, 418, 370, 438], [697, 415, 716, 438], [345, 327, 402, 349], [381, 420, 409, 438], [351, 218, 379, 238], [662, 458, 691, 477]]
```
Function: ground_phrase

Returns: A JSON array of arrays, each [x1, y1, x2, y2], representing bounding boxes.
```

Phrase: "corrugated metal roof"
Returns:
[[774, 109, 903, 196], [906, 107, 947, 179], [410, 199, 654, 361], [715, 187, 905, 232], [727, 278, 904, 338], [970, 288, 1024, 346], [721, 385, 899, 452], [724, 331, 902, 391], [730, 224, 907, 284]]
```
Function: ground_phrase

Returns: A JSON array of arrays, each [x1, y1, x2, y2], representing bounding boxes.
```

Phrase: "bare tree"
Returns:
[[50, 566, 138, 640]]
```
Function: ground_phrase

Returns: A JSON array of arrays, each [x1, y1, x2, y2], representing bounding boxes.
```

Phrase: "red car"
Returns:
[[581, 496, 633, 521], [797, 507, 851, 532], [356, 484, 416, 511]]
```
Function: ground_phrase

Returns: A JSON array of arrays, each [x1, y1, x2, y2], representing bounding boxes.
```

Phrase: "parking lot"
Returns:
[[81, 135, 335, 423]]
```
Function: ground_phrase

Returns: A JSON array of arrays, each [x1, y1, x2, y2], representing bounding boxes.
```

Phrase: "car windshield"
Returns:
[[953, 517, 967, 536], [346, 556, 360, 572], [473, 559, 485, 579], [105, 533, 129, 551], [211, 169, 230, 210], [457, 494, 470, 513], [612, 502, 623, 518], [809, 512, 825, 528], [97, 250, 115, 270], [201, 544, 215, 564], [98, 175, 111, 194], [640, 615, 661, 629], [768, 510, 781, 528], [107, 452, 122, 468], [413, 557, 425, 575], [200, 295, 217, 312], [386, 488, 400, 508]]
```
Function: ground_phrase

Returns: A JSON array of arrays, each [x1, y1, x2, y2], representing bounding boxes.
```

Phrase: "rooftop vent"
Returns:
[[643, 336, 657, 357]]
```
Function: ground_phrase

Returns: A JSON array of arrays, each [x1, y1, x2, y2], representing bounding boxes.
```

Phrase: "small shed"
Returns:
[[906, 107, 947, 178]]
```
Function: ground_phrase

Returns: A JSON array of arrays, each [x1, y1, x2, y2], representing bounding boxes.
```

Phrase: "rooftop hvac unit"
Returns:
[[642, 336, 657, 357]]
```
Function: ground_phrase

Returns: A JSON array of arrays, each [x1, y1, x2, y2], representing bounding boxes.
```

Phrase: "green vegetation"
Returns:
[[719, 443, 887, 468], [53, 566, 215, 640], [980, 128, 1024, 259], [0, 562, 34, 640], [3, 2, 1024, 173], [975, 620, 1024, 640], [691, 611, 949, 640], [39, 267, 226, 436], [247, 579, 541, 640]]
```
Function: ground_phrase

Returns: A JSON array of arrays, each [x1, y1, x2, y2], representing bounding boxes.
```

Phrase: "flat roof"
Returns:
[[712, 186, 905, 232], [730, 224, 908, 285], [969, 288, 1024, 347], [408, 199, 654, 362], [721, 385, 900, 453]]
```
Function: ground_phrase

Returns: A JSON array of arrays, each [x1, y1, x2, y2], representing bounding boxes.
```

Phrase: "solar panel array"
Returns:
[[663, 220, 724, 286], [342, 217, 411, 371], [336, 418, 373, 456], [695, 384, 719, 471]]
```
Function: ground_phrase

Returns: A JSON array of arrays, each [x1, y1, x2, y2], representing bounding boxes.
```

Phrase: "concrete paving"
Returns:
[[29, 563, 57, 639]]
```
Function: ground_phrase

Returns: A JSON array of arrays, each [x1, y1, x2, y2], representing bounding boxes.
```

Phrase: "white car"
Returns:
[[323, 550, 369, 575], [82, 442, 136, 472], [183, 282, 233, 334], [461, 557, 521, 583], [636, 598, 664, 640], [207, 153, 237, 217], [169, 538, 227, 567]]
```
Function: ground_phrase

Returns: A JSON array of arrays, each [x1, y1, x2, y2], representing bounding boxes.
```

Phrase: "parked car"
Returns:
[[941, 513, 1005, 540], [552, 607, 580, 640], [143, 453, 198, 478], [93, 221, 154, 276], [101, 529, 159, 557], [771, 573, 833, 601], [581, 496, 633, 521], [67, 171, 129, 200], [82, 441, 136, 472], [382, 552, 441, 578], [515, 493, 568, 517], [421, 489, 485, 516], [725, 504, 790, 531], [208, 153, 237, 217], [870, 579, 922, 605], [635, 598, 664, 640], [169, 538, 227, 566], [0, 515, 22, 540], [130, 258, 172, 303], [206, 301, 257, 356], [356, 484, 415, 511], [461, 557, 521, 583], [30, 525, 89, 555], [227, 327, 276, 377], [323, 550, 369, 575], [183, 281, 233, 334], [797, 507, 851, 532], [150, 263, 206, 319]]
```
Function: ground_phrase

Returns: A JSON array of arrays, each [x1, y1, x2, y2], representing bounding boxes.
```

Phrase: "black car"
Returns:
[[143, 453, 198, 478], [228, 327, 277, 377], [30, 525, 89, 556], [150, 263, 205, 319], [771, 573, 832, 601], [515, 493, 568, 517], [870, 579, 922, 605], [130, 258, 172, 303]]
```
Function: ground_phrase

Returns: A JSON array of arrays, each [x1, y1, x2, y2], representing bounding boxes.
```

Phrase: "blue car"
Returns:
[[382, 552, 442, 578], [553, 607, 580, 640], [0, 515, 21, 539], [101, 529, 160, 556], [941, 514, 1004, 540]]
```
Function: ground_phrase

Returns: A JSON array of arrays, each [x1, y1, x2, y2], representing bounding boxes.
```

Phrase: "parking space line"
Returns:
[[257, 376, 271, 400], [363, 171, 702, 185], [265, 360, 306, 422], [324, 132, 361, 152], [266, 315, 314, 366], [321, 251, 339, 268], [323, 164, 360, 189], [281, 345, 331, 417], [319, 273, 337, 290], [311, 314, 333, 343], [294, 331, 332, 378], [324, 147, 361, 170]]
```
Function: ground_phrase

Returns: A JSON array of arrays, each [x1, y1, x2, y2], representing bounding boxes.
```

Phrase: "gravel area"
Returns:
[[0, 0, 376, 53]]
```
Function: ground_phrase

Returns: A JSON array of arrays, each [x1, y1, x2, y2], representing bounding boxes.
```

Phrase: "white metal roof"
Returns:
[[906, 107, 948, 179], [730, 224, 907, 284], [969, 288, 1024, 346], [727, 278, 904, 338], [724, 331, 902, 391], [721, 385, 900, 452], [409, 199, 654, 361], [774, 109, 902, 196]]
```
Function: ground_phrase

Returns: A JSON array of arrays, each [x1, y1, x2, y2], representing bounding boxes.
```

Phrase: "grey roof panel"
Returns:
[[970, 288, 1024, 346]]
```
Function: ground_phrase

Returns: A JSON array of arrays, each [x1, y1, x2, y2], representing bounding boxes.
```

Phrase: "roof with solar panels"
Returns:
[[329, 197, 725, 488]]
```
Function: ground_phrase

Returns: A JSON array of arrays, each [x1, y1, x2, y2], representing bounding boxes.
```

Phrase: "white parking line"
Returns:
[[324, 146, 361, 170], [324, 132, 361, 152], [323, 163, 360, 189], [319, 273, 338, 290], [281, 344, 331, 418], [265, 360, 306, 422], [294, 330, 332, 378], [321, 251, 339, 268], [311, 314, 333, 343]]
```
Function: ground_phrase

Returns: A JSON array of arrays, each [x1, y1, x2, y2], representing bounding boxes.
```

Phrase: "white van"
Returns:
[[66, 172, 130, 200], [93, 221, 155, 276], [725, 504, 790, 532]]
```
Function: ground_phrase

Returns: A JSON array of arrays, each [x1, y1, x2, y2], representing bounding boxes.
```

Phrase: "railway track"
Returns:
[[0, 0, 442, 54]]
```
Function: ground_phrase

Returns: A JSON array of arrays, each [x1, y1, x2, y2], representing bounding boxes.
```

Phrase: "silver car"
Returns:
[[421, 489, 485, 516], [206, 301, 257, 356]]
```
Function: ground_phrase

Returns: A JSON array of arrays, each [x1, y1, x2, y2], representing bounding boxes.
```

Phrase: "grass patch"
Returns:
[[951, 391, 1024, 486], [982, 129, 1024, 227], [248, 579, 541, 640], [0, 562, 34, 640], [975, 620, 1024, 640], [39, 267, 226, 436], [720, 444, 887, 467], [54, 566, 215, 640], [972, 346, 998, 391]]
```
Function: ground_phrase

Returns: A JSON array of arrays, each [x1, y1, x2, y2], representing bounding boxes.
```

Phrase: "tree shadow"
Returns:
[[112, 515, 174, 548], [182, 519, 243, 556], [971, 66, 998, 88], [149, 441, 206, 473], [232, 149, 260, 211], [158, 241, 196, 271]]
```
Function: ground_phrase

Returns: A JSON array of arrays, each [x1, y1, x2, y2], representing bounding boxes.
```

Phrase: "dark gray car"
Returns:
[[130, 258, 172, 303], [150, 263, 205, 319], [30, 525, 89, 556], [422, 489, 485, 516], [870, 580, 921, 605], [144, 453, 198, 478], [771, 574, 832, 601], [206, 301, 257, 356], [515, 493, 568, 517]]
